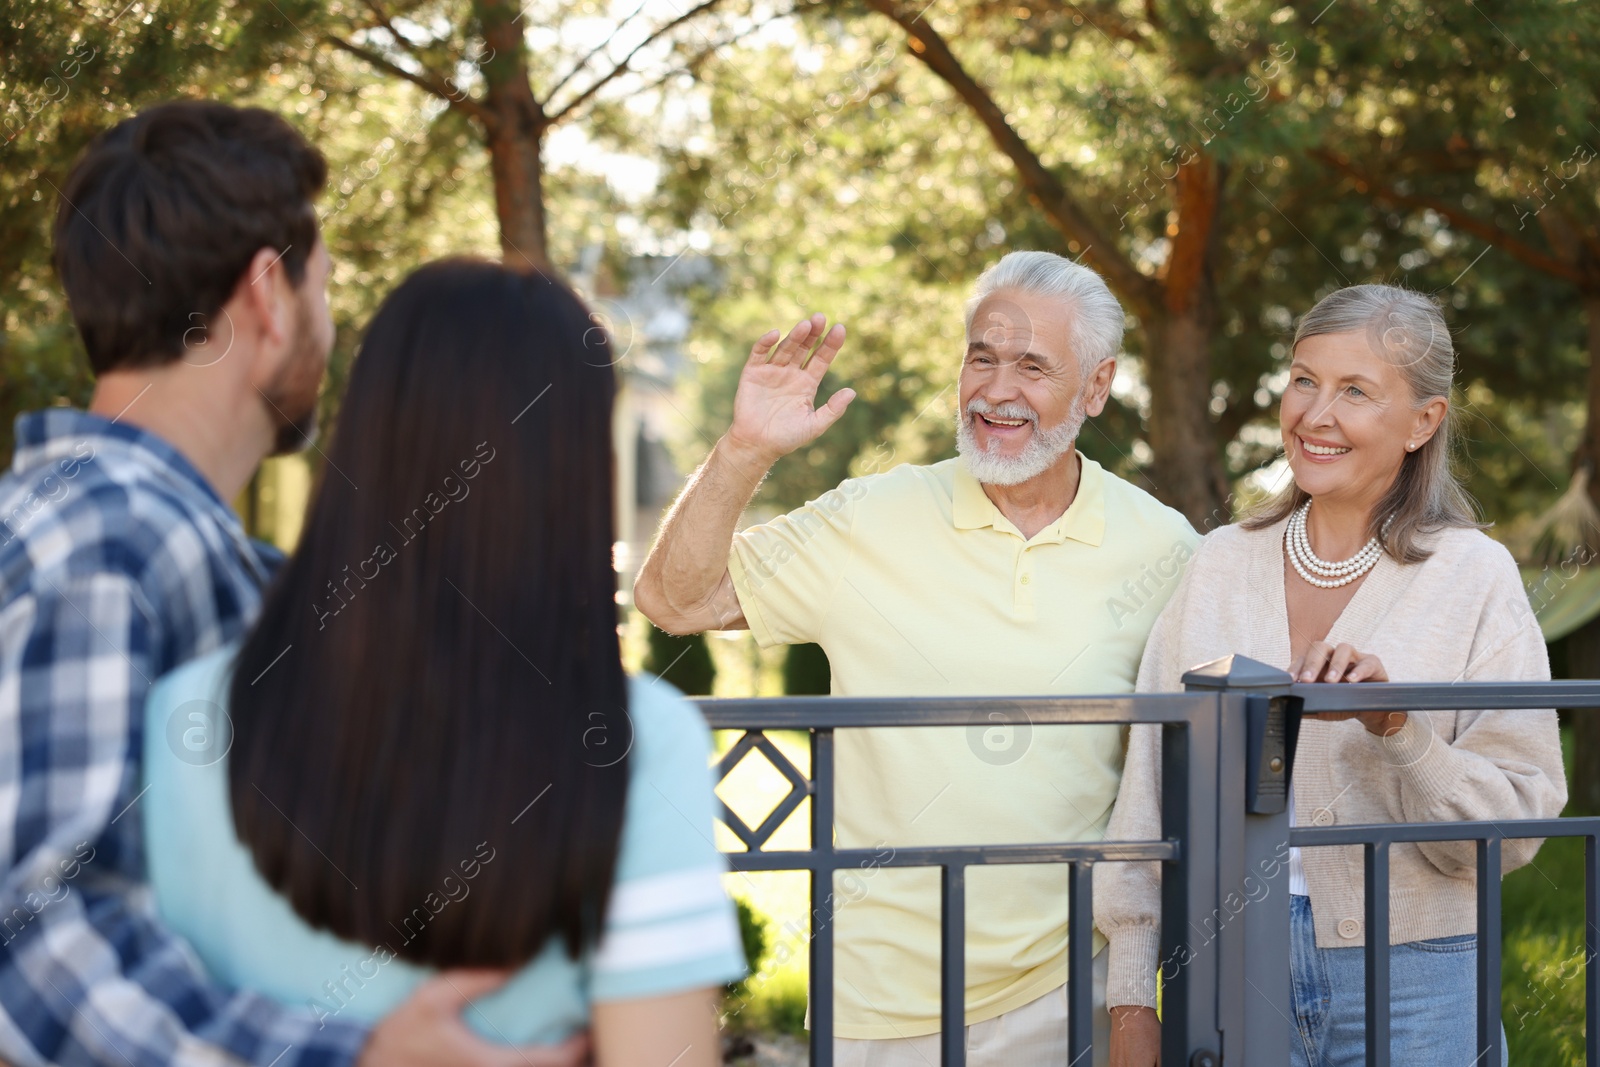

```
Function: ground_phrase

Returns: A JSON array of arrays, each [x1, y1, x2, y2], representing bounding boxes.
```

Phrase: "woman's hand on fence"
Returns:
[[723, 313, 854, 469], [1294, 642, 1407, 736], [1108, 1004, 1160, 1066], [1292, 641, 1388, 685]]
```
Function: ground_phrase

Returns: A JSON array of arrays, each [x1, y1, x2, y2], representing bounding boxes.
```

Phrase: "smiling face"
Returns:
[[1281, 330, 1446, 510], [956, 289, 1109, 485]]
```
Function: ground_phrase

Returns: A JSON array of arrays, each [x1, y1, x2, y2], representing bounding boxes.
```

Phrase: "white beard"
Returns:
[[955, 396, 1086, 486]]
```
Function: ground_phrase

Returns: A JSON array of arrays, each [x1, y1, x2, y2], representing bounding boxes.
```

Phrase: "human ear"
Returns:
[[238, 246, 294, 352], [1081, 357, 1117, 417], [1408, 395, 1448, 450]]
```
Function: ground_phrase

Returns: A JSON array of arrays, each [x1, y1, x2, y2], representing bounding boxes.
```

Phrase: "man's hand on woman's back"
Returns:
[[357, 970, 591, 1067]]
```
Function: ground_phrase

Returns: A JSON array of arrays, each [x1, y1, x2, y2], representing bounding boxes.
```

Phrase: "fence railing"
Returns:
[[693, 656, 1600, 1067]]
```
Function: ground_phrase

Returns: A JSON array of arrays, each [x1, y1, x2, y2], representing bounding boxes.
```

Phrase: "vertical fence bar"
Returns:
[[1363, 841, 1391, 1067], [1161, 703, 1224, 1066], [940, 864, 966, 1067], [1588, 835, 1599, 1067], [810, 728, 836, 1067], [1183, 662, 1297, 1064], [1212, 693, 1249, 1058], [1159, 718, 1194, 1067], [1476, 836, 1504, 1067], [1067, 861, 1094, 1066]]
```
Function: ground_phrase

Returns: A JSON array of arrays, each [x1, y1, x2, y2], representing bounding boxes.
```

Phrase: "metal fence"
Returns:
[[693, 656, 1600, 1067]]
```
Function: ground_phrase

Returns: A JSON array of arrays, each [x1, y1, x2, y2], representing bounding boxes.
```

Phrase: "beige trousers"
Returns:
[[832, 948, 1111, 1067]]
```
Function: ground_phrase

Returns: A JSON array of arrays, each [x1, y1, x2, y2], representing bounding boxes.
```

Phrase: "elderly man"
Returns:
[[634, 251, 1195, 1066]]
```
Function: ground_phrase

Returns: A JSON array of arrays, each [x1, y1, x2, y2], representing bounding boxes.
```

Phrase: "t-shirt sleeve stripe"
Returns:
[[604, 864, 729, 926], [593, 910, 741, 974]]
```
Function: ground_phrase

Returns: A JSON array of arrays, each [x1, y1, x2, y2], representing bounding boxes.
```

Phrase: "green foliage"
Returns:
[[1501, 834, 1587, 1062], [0, 0, 317, 459], [642, 625, 717, 695], [781, 642, 830, 695], [0, 0, 665, 481], [641, 0, 1599, 540], [1491, 727, 1584, 1062], [727, 896, 769, 996]]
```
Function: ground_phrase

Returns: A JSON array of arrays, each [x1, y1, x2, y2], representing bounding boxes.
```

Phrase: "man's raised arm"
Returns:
[[634, 314, 852, 636]]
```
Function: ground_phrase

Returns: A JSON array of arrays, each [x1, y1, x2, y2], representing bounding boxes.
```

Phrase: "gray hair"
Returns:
[[1243, 283, 1483, 561], [963, 251, 1124, 376]]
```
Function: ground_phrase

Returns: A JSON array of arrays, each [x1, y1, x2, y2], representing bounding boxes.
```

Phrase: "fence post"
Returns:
[[1184, 655, 1298, 1066]]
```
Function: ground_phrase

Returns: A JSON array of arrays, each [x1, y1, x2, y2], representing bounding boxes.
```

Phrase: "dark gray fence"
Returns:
[[694, 656, 1600, 1067]]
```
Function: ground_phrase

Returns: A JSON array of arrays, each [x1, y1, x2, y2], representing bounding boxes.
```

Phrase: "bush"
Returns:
[[721, 897, 809, 1037], [643, 626, 716, 695], [782, 643, 830, 695], [728, 897, 769, 995]]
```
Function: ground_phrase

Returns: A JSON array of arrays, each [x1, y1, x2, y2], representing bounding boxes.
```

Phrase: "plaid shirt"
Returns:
[[0, 409, 368, 1067]]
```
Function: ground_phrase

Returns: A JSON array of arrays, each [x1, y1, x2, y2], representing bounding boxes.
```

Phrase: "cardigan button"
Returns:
[[1311, 808, 1335, 826], [1337, 918, 1361, 939]]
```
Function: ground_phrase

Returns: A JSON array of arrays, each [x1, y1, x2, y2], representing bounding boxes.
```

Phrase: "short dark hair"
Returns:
[[229, 258, 629, 969], [52, 100, 327, 375]]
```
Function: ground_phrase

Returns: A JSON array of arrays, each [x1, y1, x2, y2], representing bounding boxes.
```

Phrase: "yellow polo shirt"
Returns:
[[727, 455, 1197, 1038]]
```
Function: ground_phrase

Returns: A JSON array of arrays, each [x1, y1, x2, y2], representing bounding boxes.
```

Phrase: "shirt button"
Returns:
[[1311, 808, 1335, 826], [1020, 574, 1031, 585], [1337, 918, 1361, 939]]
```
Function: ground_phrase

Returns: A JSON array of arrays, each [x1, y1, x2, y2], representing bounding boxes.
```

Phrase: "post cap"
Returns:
[[1181, 654, 1294, 691]]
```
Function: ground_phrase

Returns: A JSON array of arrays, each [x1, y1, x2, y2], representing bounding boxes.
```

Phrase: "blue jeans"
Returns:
[[1289, 894, 1508, 1067]]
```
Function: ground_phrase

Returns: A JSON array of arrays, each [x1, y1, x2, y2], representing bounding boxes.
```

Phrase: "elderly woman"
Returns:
[[1096, 284, 1567, 1067]]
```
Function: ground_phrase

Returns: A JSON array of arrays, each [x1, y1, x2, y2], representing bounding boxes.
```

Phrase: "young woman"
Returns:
[[1097, 284, 1566, 1067], [142, 259, 744, 1066]]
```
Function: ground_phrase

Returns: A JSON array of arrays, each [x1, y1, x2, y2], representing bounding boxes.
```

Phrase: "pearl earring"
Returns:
[[1407, 443, 1417, 451]]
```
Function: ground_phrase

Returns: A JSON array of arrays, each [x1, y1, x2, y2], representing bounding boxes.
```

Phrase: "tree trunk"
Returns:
[[1583, 290, 1600, 496], [1566, 619, 1600, 815], [1143, 154, 1228, 528], [1568, 291, 1600, 814], [476, 0, 548, 270], [1144, 305, 1226, 526]]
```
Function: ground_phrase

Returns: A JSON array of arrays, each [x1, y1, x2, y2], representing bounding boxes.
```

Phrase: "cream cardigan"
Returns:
[[1092, 517, 1567, 1009]]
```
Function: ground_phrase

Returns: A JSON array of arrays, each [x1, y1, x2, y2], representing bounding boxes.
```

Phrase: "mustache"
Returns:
[[966, 398, 1039, 423]]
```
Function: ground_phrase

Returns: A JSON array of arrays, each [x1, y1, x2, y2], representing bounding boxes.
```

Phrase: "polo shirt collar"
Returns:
[[951, 451, 1107, 546]]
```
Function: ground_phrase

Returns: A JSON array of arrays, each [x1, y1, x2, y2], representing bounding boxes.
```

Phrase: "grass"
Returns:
[[1503, 834, 1588, 1063], [1502, 725, 1589, 1063]]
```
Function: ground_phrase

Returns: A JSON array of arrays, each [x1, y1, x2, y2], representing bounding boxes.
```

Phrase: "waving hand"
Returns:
[[724, 313, 855, 467]]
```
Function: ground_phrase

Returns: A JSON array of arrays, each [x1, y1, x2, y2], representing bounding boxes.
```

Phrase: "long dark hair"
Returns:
[[229, 258, 628, 968]]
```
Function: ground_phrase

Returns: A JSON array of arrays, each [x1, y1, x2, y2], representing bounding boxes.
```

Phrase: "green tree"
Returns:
[[1301, 0, 1600, 806], [0, 0, 320, 459], [318, 0, 732, 268]]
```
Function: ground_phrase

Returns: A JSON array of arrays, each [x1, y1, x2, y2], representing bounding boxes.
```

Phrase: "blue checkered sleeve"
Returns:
[[0, 571, 369, 1067]]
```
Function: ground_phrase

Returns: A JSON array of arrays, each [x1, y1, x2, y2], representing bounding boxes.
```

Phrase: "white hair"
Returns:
[[963, 251, 1125, 375]]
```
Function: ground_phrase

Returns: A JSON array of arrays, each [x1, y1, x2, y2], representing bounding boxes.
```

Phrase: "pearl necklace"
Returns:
[[1285, 501, 1386, 589]]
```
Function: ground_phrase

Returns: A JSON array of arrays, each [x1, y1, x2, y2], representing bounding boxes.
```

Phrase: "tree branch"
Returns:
[[621, 16, 785, 102], [360, 0, 441, 70], [1036, 0, 1152, 49], [545, 0, 724, 123], [544, 0, 654, 105], [324, 33, 491, 127], [862, 0, 1160, 313], [1312, 149, 1588, 286]]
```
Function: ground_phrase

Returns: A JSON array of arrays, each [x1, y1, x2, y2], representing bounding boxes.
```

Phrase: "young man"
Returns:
[[0, 101, 584, 1067]]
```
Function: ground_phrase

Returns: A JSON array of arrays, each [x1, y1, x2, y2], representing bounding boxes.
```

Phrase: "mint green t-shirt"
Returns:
[[142, 643, 745, 1043]]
